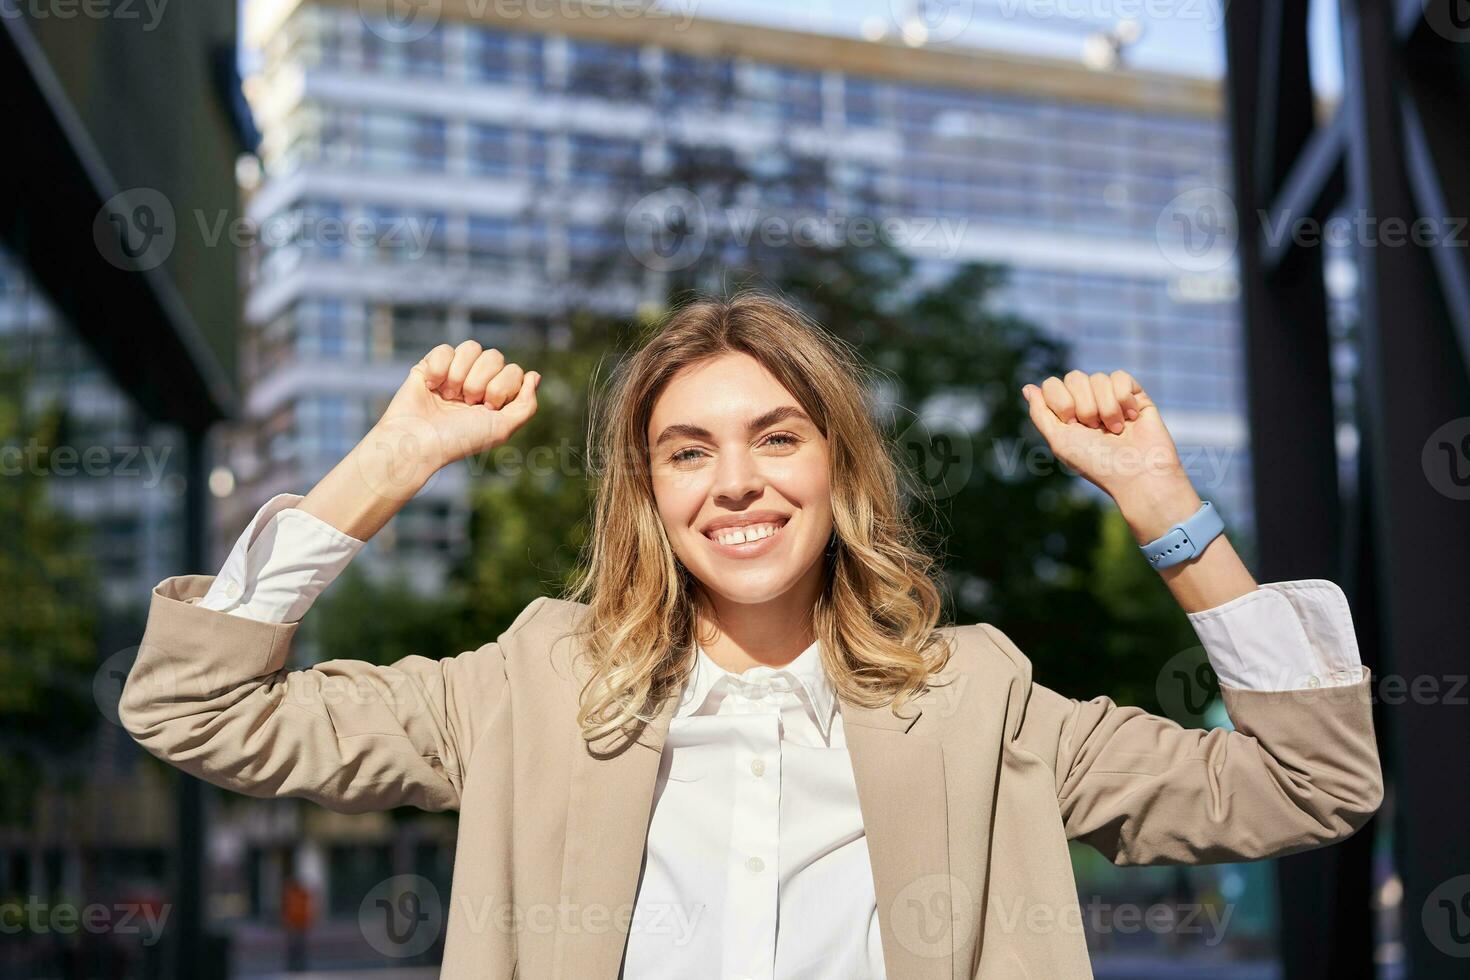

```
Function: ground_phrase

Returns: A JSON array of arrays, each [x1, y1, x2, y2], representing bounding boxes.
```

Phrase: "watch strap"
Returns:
[[1140, 500, 1224, 570]]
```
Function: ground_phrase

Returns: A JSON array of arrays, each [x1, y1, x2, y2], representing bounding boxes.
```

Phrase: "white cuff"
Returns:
[[197, 492, 366, 624], [1187, 579, 1367, 692]]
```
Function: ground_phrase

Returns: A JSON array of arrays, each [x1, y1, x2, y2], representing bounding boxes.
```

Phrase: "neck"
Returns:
[[695, 558, 826, 675]]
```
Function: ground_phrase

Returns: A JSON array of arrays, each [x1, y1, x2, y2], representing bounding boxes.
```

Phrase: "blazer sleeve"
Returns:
[[988, 625, 1383, 866], [119, 573, 547, 814]]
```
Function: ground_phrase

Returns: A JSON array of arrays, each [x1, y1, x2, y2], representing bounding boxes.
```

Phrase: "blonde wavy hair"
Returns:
[[565, 292, 952, 744]]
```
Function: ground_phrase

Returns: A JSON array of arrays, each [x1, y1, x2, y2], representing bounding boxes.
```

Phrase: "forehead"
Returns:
[[647, 353, 797, 431]]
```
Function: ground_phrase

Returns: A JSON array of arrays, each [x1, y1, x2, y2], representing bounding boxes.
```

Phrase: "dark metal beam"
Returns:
[[1397, 92, 1470, 379], [1223, 1, 1376, 977], [1338, 2, 1470, 977], [1258, 112, 1347, 276]]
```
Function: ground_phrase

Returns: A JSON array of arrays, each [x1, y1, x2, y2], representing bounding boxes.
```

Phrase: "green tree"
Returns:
[[0, 362, 101, 825]]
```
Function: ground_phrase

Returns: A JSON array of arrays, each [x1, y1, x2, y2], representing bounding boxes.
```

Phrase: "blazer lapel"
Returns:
[[552, 687, 678, 980], [841, 696, 955, 980]]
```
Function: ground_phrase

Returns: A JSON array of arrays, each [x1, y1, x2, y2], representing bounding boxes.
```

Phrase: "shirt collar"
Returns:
[[676, 638, 837, 738]]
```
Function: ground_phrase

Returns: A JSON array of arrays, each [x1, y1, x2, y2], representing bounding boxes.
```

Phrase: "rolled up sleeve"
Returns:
[[198, 492, 365, 624], [1187, 579, 1367, 692]]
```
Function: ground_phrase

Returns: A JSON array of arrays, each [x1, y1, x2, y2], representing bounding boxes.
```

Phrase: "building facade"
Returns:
[[235, 0, 1247, 595]]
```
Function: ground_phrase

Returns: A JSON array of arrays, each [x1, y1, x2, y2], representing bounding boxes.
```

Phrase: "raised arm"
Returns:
[[993, 587, 1381, 865], [1010, 370, 1382, 863], [119, 342, 543, 813], [297, 340, 541, 541], [119, 583, 546, 813]]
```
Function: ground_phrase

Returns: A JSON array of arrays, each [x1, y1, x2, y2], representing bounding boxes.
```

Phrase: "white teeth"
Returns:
[[711, 523, 781, 546]]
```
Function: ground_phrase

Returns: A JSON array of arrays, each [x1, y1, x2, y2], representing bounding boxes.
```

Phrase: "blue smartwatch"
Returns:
[[1139, 500, 1224, 570]]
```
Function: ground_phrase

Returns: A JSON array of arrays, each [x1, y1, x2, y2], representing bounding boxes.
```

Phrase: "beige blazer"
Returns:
[[120, 574, 1382, 980]]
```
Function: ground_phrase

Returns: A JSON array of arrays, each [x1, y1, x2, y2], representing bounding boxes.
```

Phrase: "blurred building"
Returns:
[[232, 0, 1248, 596], [0, 4, 249, 978]]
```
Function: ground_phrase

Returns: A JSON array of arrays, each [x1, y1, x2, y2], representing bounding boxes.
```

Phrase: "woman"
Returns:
[[120, 293, 1380, 979]]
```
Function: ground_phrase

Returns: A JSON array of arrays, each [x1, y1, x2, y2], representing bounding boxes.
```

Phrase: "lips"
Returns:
[[700, 513, 791, 559], [707, 522, 782, 546]]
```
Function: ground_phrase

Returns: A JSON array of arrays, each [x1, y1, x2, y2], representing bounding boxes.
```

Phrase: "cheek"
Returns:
[[651, 470, 705, 530]]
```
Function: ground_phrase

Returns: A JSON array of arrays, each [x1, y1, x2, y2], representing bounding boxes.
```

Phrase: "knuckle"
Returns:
[[1064, 369, 1087, 382], [456, 339, 482, 353]]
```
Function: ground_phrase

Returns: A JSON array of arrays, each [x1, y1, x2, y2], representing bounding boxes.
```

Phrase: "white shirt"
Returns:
[[196, 493, 1367, 979], [620, 639, 884, 979]]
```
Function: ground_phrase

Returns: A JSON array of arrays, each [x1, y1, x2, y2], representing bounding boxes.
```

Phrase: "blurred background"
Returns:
[[1, 0, 1467, 977]]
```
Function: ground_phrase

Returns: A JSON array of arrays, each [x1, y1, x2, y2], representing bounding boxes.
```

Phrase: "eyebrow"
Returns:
[[652, 406, 811, 449]]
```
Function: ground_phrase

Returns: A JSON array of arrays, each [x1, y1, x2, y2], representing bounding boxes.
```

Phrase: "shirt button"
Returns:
[[223, 580, 240, 599], [746, 856, 764, 873], [750, 758, 766, 777], [1306, 675, 1321, 688]]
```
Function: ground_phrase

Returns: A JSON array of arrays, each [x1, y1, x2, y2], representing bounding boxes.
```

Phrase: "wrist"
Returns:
[[1113, 478, 1203, 545], [358, 420, 444, 496]]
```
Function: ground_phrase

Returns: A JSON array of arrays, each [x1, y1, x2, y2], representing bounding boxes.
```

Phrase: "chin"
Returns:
[[684, 544, 826, 607]]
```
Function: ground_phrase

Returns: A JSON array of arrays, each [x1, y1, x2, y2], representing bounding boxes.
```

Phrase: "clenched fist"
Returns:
[[1022, 371, 1198, 535], [362, 341, 541, 498]]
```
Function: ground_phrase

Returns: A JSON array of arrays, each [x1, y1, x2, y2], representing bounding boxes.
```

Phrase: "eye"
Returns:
[[760, 432, 801, 449], [668, 447, 707, 464]]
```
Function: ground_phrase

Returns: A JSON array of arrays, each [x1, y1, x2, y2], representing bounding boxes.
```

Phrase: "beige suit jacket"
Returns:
[[120, 574, 1382, 979]]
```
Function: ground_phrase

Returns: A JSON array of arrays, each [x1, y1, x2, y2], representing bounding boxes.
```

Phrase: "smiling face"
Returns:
[[647, 352, 834, 608]]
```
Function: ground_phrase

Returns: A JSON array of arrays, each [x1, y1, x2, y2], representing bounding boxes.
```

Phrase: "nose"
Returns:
[[711, 446, 763, 507]]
